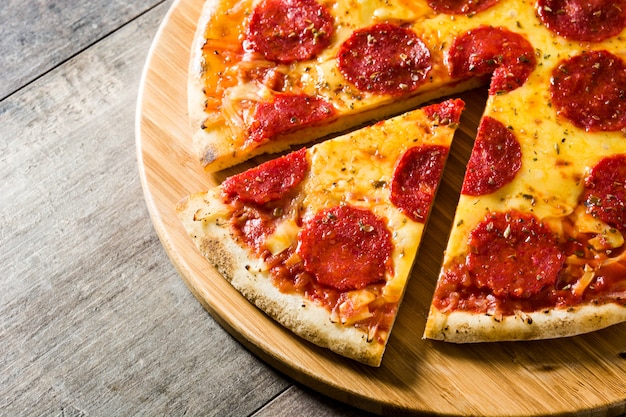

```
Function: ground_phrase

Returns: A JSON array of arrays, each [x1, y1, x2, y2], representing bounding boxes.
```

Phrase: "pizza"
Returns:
[[181, 0, 626, 362], [177, 100, 464, 366]]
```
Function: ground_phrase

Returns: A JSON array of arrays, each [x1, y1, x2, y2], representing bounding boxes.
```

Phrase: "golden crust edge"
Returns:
[[176, 192, 386, 366], [423, 302, 626, 343], [187, 0, 223, 170]]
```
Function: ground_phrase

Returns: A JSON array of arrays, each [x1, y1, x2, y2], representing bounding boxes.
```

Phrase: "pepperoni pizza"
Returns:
[[181, 0, 626, 362], [177, 101, 463, 366]]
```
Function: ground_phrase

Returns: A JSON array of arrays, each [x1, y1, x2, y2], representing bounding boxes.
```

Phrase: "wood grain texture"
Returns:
[[254, 385, 379, 417], [0, 0, 160, 100], [136, 0, 626, 415]]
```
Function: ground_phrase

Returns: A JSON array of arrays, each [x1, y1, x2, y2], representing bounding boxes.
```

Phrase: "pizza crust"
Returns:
[[424, 303, 626, 343], [189, 77, 479, 172], [177, 191, 386, 366], [187, 0, 223, 169]]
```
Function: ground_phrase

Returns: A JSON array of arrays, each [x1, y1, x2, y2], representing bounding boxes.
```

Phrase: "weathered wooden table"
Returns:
[[3, 0, 626, 416], [0, 0, 372, 415]]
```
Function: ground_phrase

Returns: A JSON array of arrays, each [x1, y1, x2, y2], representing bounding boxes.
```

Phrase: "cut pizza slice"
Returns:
[[177, 99, 464, 365], [424, 50, 626, 342], [188, 0, 491, 172]]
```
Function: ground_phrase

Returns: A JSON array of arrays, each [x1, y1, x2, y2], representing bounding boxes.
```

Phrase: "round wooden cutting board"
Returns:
[[135, 0, 626, 415]]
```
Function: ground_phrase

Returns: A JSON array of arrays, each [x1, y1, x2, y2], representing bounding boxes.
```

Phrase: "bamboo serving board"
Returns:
[[135, 0, 626, 415]]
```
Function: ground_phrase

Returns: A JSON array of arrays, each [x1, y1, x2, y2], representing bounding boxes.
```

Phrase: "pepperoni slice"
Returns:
[[222, 148, 308, 205], [537, 0, 626, 42], [461, 116, 522, 196], [247, 93, 336, 144], [582, 154, 626, 233], [426, 0, 499, 15], [390, 145, 449, 223], [298, 205, 393, 291], [467, 211, 564, 298], [423, 98, 465, 125], [550, 50, 626, 132], [447, 26, 536, 95], [244, 0, 334, 64], [337, 23, 432, 95]]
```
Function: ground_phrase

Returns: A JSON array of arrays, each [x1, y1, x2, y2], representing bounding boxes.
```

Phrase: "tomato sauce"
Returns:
[[223, 148, 396, 344], [434, 212, 626, 315]]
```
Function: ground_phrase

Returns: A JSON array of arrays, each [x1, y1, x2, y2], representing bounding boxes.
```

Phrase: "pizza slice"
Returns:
[[188, 0, 486, 172], [177, 99, 464, 365], [424, 50, 626, 342]]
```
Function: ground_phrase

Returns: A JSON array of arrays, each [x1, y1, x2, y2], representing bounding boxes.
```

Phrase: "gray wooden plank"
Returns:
[[0, 0, 162, 100], [0, 2, 291, 415], [253, 385, 380, 417]]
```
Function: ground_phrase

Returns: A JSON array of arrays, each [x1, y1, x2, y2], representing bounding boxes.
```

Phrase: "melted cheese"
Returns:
[[428, 0, 626, 261], [303, 110, 453, 302], [193, 0, 463, 169], [330, 289, 377, 325], [194, 0, 626, 173], [261, 108, 457, 307], [265, 218, 300, 255]]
